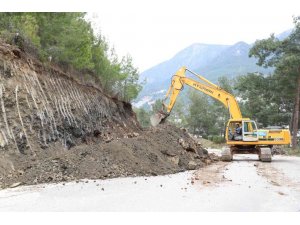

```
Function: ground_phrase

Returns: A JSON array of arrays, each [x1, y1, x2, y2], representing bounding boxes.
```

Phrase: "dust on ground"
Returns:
[[255, 161, 300, 191], [190, 160, 229, 188]]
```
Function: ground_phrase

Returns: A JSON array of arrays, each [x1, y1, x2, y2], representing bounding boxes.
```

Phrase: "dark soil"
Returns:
[[0, 123, 218, 188]]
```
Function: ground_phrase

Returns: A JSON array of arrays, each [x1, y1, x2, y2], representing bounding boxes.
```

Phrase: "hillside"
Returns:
[[0, 41, 215, 188]]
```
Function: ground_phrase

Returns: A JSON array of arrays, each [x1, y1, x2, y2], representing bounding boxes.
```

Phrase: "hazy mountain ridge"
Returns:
[[135, 29, 291, 108], [139, 43, 229, 95]]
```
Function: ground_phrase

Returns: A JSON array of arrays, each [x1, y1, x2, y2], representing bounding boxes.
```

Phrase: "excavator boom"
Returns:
[[150, 67, 242, 126]]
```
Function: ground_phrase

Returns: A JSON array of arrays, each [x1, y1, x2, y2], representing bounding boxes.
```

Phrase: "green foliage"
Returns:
[[0, 13, 40, 46], [30, 13, 94, 69], [249, 16, 300, 147], [0, 12, 141, 102], [285, 147, 300, 156], [211, 76, 234, 136], [134, 108, 150, 128], [118, 55, 142, 102], [186, 90, 218, 136], [249, 34, 282, 68], [91, 36, 121, 90], [151, 99, 163, 112], [235, 73, 293, 127], [208, 135, 225, 144], [167, 96, 188, 126], [250, 16, 300, 80]]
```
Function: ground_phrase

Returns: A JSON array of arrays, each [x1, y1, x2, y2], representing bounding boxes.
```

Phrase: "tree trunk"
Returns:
[[291, 73, 300, 149], [289, 110, 294, 134]]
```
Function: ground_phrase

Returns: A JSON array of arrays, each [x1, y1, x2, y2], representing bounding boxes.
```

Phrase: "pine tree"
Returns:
[[249, 16, 300, 148]]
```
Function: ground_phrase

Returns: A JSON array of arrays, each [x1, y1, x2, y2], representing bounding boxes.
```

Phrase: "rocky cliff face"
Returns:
[[0, 41, 139, 155]]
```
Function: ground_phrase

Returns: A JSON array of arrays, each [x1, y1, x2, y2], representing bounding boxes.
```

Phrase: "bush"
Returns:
[[208, 135, 225, 144]]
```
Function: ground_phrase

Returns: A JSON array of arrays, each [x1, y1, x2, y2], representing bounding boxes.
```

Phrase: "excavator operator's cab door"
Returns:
[[242, 120, 258, 142]]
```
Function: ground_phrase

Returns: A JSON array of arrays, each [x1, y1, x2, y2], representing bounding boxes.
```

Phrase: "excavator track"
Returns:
[[221, 147, 232, 161], [259, 147, 272, 162]]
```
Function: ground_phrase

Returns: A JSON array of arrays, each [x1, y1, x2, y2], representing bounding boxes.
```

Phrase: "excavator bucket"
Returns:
[[150, 111, 168, 127]]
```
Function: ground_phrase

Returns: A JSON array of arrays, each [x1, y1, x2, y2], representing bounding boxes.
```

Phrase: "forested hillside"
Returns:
[[0, 12, 141, 102]]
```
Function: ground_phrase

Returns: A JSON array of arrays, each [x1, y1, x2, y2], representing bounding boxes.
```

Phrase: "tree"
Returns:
[[0, 13, 41, 54], [35, 12, 94, 69], [249, 16, 300, 148], [212, 76, 235, 137], [151, 99, 163, 113], [167, 96, 188, 126], [0, 12, 142, 103], [91, 34, 112, 82], [234, 73, 292, 127], [118, 55, 141, 102], [186, 90, 217, 137], [134, 108, 150, 128]]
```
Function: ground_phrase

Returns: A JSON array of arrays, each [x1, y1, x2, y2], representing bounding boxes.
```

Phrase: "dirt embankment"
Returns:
[[0, 41, 218, 188]]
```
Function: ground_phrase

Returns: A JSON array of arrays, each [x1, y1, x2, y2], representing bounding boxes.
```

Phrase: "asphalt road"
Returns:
[[0, 150, 299, 211]]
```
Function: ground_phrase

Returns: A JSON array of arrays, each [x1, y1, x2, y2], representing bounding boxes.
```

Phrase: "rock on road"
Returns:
[[0, 150, 300, 211]]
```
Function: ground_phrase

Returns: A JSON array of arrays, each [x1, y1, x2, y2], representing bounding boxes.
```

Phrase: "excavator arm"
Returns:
[[151, 67, 242, 126]]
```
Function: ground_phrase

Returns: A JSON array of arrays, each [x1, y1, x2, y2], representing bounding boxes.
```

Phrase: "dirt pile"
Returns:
[[0, 123, 219, 188], [0, 41, 218, 189]]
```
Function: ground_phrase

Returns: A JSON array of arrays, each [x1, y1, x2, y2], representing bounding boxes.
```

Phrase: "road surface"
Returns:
[[0, 150, 300, 211]]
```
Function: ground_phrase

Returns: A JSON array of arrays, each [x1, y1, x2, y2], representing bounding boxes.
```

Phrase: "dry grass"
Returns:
[[285, 148, 300, 156], [199, 138, 225, 149]]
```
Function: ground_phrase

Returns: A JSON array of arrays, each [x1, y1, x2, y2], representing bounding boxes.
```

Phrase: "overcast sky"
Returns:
[[5, 0, 300, 71], [87, 0, 299, 71]]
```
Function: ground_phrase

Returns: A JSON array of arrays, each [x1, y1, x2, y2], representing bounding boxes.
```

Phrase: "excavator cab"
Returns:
[[226, 120, 258, 142], [242, 120, 258, 141]]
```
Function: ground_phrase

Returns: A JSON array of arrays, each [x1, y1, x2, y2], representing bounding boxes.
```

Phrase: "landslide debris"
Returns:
[[0, 123, 218, 188], [0, 40, 218, 189]]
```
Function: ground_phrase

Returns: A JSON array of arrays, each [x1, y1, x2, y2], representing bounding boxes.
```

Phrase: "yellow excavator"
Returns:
[[151, 66, 291, 162]]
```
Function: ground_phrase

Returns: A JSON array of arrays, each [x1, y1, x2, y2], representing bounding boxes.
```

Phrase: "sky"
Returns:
[[85, 0, 299, 71], [3, 0, 300, 71]]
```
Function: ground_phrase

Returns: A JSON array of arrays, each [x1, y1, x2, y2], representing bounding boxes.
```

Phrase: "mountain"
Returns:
[[276, 29, 293, 40], [194, 41, 271, 81], [138, 43, 229, 100], [134, 30, 291, 108]]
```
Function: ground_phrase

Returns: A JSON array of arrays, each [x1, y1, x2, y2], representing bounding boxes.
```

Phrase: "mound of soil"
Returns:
[[0, 123, 218, 188]]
